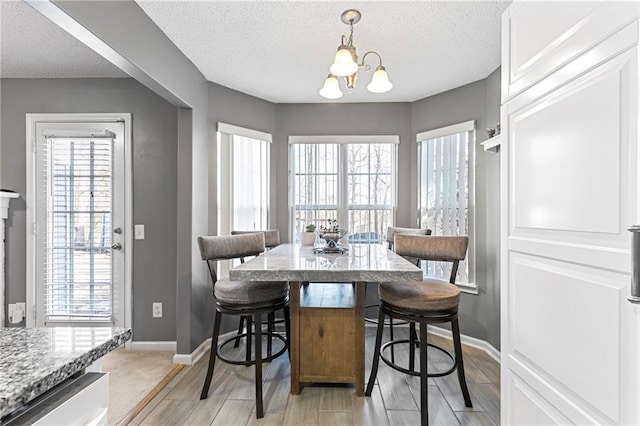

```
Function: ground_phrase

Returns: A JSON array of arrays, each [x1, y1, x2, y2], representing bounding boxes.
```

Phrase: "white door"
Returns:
[[501, 3, 640, 424], [27, 114, 131, 328]]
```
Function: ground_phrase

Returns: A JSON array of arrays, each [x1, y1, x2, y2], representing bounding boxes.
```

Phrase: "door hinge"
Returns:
[[32, 306, 36, 321], [32, 140, 37, 153], [32, 223, 37, 236]]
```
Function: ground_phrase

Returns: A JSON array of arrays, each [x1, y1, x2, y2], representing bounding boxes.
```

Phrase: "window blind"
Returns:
[[42, 136, 114, 322], [418, 130, 472, 283]]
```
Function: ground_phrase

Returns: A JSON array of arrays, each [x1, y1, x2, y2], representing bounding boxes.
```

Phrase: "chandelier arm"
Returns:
[[348, 21, 354, 46], [359, 51, 383, 71]]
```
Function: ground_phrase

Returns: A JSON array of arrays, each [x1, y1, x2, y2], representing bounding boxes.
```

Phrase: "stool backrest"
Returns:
[[197, 233, 266, 283], [394, 234, 469, 284], [386, 226, 431, 249], [231, 229, 280, 249]]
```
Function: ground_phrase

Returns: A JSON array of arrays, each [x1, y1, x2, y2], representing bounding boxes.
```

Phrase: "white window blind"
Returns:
[[291, 142, 396, 243], [217, 127, 271, 278], [231, 135, 270, 231], [41, 136, 114, 322], [418, 126, 474, 284]]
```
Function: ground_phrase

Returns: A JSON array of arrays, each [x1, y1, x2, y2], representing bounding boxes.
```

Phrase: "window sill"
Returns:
[[457, 283, 479, 295]]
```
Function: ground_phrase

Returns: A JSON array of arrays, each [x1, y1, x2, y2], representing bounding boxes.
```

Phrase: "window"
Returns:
[[417, 121, 475, 285], [217, 123, 271, 275], [290, 136, 398, 243], [217, 123, 271, 234]]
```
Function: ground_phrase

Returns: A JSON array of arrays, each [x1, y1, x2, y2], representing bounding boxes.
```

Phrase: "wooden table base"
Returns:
[[289, 281, 365, 396]]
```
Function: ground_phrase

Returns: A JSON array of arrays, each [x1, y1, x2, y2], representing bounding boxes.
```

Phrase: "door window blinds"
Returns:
[[40, 136, 114, 322]]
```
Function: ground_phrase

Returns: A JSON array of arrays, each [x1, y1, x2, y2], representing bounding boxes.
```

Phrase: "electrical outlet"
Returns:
[[8, 303, 24, 324], [152, 302, 162, 318]]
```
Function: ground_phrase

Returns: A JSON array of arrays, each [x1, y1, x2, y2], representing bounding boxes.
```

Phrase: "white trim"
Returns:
[[427, 325, 501, 364], [25, 113, 133, 330], [130, 341, 177, 352], [217, 122, 272, 142], [172, 338, 210, 365], [172, 330, 238, 365], [288, 135, 400, 145], [458, 283, 479, 295], [416, 120, 475, 142]]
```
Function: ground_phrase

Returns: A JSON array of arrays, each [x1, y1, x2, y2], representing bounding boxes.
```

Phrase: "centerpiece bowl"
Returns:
[[316, 229, 348, 251]]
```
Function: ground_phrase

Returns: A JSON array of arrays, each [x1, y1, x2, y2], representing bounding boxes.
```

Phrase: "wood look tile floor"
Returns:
[[129, 327, 500, 425]]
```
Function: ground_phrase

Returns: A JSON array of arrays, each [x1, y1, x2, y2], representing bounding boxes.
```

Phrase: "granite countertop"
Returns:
[[231, 243, 423, 282], [0, 327, 131, 418]]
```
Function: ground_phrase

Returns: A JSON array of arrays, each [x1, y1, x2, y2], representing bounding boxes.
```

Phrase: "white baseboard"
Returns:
[[427, 325, 501, 364], [172, 331, 236, 366], [130, 341, 177, 352]]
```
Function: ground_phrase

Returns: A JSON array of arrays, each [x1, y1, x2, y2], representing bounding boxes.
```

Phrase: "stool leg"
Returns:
[[389, 316, 395, 364], [267, 312, 274, 359], [234, 316, 245, 348], [452, 318, 472, 407], [419, 322, 429, 426], [200, 310, 222, 400], [409, 321, 418, 372], [365, 308, 386, 396], [245, 316, 253, 367], [254, 313, 264, 418], [283, 305, 291, 361]]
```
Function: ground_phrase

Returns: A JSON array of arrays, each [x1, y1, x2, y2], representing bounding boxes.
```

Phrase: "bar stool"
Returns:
[[365, 226, 431, 364], [197, 233, 290, 419], [231, 230, 282, 355], [365, 234, 472, 426]]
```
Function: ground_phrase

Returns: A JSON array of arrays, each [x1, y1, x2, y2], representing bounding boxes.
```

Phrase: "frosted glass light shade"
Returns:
[[319, 74, 343, 99], [330, 47, 358, 77], [367, 66, 393, 93]]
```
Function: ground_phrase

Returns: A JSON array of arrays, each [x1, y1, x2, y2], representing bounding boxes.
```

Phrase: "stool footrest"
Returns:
[[379, 339, 457, 378], [217, 332, 288, 365]]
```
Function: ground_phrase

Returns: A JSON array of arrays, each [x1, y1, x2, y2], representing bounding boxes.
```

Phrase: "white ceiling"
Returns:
[[1, 1, 510, 103], [136, 1, 510, 103], [0, 1, 127, 79]]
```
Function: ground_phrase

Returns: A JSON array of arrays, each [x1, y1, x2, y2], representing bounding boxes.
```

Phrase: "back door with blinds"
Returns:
[[34, 122, 125, 326]]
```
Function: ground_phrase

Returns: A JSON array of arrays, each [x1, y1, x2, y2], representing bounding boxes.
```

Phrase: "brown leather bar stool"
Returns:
[[365, 234, 472, 426], [197, 233, 290, 419], [230, 230, 282, 355], [365, 226, 431, 364]]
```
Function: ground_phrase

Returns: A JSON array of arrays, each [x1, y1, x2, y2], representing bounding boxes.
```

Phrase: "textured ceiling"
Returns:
[[0, 1, 509, 103], [136, 1, 510, 103], [0, 1, 127, 78]]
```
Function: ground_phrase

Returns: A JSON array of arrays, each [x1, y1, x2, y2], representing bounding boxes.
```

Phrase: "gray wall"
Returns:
[[274, 103, 414, 240], [207, 82, 277, 235], [51, 0, 212, 354], [206, 82, 277, 332], [411, 68, 501, 350], [0, 78, 179, 342]]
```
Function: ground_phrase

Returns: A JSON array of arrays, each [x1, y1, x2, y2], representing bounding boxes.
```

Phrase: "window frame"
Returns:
[[417, 121, 477, 292], [288, 135, 399, 243]]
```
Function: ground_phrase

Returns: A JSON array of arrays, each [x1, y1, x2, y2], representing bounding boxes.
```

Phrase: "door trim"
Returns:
[[25, 113, 132, 331]]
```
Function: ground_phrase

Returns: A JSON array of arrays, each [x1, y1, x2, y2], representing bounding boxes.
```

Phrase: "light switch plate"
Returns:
[[135, 224, 145, 240]]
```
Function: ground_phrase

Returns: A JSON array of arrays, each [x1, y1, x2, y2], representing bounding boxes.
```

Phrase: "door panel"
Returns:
[[501, 3, 640, 424], [502, 2, 640, 102], [512, 66, 621, 234], [509, 374, 571, 425], [510, 253, 623, 422]]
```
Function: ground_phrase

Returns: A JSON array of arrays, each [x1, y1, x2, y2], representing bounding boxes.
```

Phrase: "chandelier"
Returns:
[[319, 9, 393, 99]]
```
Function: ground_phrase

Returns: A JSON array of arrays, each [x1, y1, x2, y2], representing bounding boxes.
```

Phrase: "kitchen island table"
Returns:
[[230, 243, 422, 396]]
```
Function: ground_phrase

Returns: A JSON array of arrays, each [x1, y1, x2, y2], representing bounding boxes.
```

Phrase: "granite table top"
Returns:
[[230, 243, 423, 282], [0, 326, 131, 418]]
